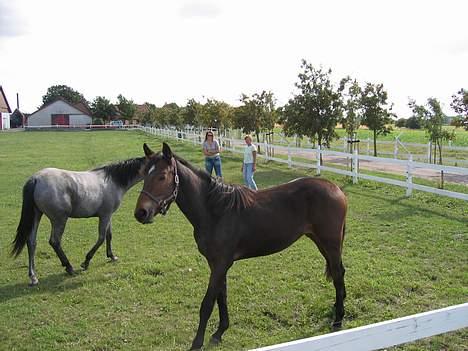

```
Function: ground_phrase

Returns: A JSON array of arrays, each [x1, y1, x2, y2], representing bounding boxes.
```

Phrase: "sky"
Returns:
[[0, 0, 467, 117]]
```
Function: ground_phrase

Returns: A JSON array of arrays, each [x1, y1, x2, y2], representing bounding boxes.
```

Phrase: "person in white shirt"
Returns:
[[241, 135, 258, 190]]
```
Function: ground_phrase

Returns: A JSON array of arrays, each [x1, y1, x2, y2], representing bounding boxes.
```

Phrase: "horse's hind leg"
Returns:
[[26, 209, 42, 286], [81, 215, 110, 270], [328, 250, 346, 329], [306, 231, 346, 329], [105, 220, 118, 261], [49, 217, 75, 275]]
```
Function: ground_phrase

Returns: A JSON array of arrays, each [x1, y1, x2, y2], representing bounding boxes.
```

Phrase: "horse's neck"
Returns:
[[175, 162, 209, 229]]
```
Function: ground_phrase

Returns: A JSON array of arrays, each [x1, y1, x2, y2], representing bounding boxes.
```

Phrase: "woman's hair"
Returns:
[[205, 131, 214, 141]]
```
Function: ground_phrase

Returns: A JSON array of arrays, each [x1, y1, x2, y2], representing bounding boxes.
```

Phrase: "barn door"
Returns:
[[51, 114, 70, 125]]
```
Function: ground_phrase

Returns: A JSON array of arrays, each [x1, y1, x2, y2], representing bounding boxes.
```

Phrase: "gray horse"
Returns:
[[12, 157, 146, 286]]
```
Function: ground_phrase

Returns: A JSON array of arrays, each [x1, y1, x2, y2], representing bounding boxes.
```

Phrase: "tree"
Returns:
[[395, 118, 406, 128], [406, 116, 422, 129], [450, 88, 468, 130], [360, 83, 393, 156], [183, 98, 203, 127], [409, 98, 454, 164], [116, 94, 136, 121], [233, 91, 277, 143], [340, 77, 362, 153], [198, 99, 233, 131], [282, 60, 343, 160], [90, 96, 116, 122], [42, 85, 87, 106], [136, 103, 157, 125]]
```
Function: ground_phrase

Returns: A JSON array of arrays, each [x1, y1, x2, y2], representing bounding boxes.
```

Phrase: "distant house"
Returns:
[[0, 85, 12, 130], [27, 97, 92, 127]]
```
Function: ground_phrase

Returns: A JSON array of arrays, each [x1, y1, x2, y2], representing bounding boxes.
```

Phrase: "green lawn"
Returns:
[[0, 130, 467, 351]]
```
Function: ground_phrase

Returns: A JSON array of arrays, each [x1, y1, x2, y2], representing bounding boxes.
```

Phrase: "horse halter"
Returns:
[[140, 158, 179, 216]]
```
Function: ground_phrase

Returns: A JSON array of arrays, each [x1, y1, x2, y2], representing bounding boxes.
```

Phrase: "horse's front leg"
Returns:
[[105, 219, 118, 261], [190, 262, 231, 351], [209, 276, 229, 345], [81, 215, 110, 270]]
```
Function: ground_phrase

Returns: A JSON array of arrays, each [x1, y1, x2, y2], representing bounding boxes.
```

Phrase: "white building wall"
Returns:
[[28, 100, 92, 126], [1, 112, 11, 129]]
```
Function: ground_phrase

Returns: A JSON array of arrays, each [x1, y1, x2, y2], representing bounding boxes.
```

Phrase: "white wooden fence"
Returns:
[[139, 126, 468, 201], [251, 303, 468, 351]]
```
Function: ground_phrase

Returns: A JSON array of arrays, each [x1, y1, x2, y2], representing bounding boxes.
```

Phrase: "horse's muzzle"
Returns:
[[134, 207, 154, 224]]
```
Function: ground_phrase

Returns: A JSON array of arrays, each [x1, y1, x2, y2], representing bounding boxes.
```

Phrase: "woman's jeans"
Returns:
[[205, 156, 222, 177], [243, 163, 257, 190]]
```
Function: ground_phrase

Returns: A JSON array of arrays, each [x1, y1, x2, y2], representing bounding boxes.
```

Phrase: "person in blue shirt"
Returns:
[[202, 131, 222, 178]]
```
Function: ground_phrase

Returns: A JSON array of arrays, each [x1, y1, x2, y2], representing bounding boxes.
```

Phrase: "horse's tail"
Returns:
[[11, 177, 37, 257], [324, 221, 346, 281]]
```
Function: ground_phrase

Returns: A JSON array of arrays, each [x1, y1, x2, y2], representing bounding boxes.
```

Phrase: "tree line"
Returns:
[[40, 60, 467, 161]]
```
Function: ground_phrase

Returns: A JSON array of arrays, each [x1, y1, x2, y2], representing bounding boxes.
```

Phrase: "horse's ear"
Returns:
[[162, 142, 173, 160], [143, 143, 154, 158]]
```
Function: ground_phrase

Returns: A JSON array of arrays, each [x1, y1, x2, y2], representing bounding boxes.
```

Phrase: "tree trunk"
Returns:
[[438, 140, 443, 165], [373, 129, 377, 157]]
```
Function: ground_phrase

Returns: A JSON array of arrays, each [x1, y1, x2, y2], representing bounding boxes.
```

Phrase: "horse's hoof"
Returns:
[[66, 266, 76, 275], [80, 262, 89, 270], [331, 320, 343, 331], [209, 336, 222, 345], [189, 343, 203, 351], [109, 255, 119, 262], [29, 277, 39, 286]]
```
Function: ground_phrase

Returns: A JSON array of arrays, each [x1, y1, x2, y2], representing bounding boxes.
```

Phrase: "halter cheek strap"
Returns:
[[140, 158, 179, 216]]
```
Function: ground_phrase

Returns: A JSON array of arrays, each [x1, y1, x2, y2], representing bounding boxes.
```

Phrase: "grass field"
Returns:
[[0, 130, 467, 351]]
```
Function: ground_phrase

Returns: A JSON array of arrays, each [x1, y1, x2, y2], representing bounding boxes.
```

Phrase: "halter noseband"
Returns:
[[140, 158, 179, 216]]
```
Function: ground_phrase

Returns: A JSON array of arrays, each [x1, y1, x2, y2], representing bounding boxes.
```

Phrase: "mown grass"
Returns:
[[0, 130, 467, 351]]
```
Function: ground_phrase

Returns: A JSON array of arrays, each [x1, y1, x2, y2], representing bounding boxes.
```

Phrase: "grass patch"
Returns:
[[0, 130, 467, 350]]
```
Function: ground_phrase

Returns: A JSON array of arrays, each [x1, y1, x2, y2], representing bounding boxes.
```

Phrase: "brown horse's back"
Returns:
[[230, 177, 346, 261]]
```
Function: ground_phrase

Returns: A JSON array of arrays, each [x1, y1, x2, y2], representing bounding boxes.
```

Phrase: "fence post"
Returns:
[[316, 145, 321, 176], [287, 146, 292, 168], [427, 141, 431, 163], [264, 141, 269, 161], [343, 138, 347, 152], [406, 155, 413, 197], [394, 138, 399, 159], [352, 149, 358, 184]]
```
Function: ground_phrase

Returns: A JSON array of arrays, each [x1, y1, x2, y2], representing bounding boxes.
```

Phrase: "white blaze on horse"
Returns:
[[12, 157, 146, 286]]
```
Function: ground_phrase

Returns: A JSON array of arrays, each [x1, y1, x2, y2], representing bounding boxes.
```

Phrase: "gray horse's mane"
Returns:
[[93, 157, 145, 187]]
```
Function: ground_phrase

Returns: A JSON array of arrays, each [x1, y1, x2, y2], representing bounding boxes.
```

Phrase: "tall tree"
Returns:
[[450, 88, 468, 130], [42, 85, 87, 106], [116, 94, 136, 121], [340, 77, 362, 153], [234, 91, 277, 143], [90, 96, 116, 122], [199, 99, 233, 131], [183, 98, 202, 127], [409, 98, 454, 164], [282, 60, 343, 159], [136, 103, 157, 125], [360, 82, 393, 156]]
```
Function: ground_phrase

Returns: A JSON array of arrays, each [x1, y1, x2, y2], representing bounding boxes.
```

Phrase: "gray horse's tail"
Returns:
[[11, 178, 37, 257]]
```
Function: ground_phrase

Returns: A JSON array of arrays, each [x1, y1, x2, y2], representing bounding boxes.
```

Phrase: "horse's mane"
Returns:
[[93, 157, 145, 187], [174, 155, 255, 215]]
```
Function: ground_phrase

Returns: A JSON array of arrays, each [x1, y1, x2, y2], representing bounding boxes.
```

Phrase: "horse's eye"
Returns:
[[159, 175, 166, 181]]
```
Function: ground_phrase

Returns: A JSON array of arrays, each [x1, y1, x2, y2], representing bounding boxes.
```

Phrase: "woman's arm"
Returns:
[[252, 150, 257, 171]]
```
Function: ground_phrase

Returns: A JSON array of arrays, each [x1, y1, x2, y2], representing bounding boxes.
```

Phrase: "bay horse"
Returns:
[[12, 157, 146, 286], [134, 143, 347, 350]]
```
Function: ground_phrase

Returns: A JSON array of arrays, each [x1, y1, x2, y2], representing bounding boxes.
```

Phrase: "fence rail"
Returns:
[[140, 126, 468, 201], [250, 303, 468, 351]]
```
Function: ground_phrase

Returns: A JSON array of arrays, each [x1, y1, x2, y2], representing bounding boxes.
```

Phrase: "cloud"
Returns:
[[0, 2, 26, 37], [178, 1, 221, 19]]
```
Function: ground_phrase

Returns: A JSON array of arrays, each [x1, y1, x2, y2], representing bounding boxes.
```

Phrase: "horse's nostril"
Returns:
[[135, 208, 148, 222]]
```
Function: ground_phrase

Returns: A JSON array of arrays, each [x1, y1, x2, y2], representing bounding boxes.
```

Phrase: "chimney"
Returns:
[[17, 93, 19, 110]]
